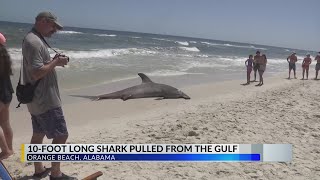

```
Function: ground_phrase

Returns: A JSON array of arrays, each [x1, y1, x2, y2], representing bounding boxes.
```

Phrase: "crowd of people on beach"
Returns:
[[0, 10, 319, 179], [244, 51, 267, 86], [244, 51, 320, 85]]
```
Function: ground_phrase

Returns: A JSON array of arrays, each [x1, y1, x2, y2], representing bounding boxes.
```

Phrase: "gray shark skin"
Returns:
[[71, 73, 191, 101]]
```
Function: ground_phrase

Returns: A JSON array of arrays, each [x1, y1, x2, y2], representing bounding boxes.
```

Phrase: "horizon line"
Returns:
[[0, 20, 316, 52]]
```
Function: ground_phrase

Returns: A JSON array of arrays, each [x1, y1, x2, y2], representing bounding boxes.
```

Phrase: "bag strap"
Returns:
[[19, 28, 59, 85], [32, 28, 59, 54]]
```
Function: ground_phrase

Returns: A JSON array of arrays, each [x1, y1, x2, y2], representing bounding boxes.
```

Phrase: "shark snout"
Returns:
[[181, 92, 191, 99]]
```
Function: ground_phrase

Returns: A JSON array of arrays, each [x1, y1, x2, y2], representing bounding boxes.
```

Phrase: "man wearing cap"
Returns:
[[22, 12, 76, 180], [287, 52, 298, 79], [315, 52, 320, 80]]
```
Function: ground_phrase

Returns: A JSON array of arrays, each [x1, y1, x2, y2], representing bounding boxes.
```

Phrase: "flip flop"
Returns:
[[33, 167, 51, 178], [49, 173, 77, 180]]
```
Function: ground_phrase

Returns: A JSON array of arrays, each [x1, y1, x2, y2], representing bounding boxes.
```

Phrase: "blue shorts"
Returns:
[[31, 107, 68, 139], [316, 63, 320, 71], [289, 63, 296, 71]]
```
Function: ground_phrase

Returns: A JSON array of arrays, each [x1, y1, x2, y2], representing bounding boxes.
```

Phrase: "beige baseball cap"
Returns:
[[36, 11, 63, 30]]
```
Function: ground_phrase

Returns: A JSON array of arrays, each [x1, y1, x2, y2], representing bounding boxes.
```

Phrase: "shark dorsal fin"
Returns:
[[138, 73, 153, 83]]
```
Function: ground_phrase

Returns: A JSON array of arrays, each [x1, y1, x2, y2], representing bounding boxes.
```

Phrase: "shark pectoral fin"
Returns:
[[121, 94, 132, 101], [93, 97, 101, 101]]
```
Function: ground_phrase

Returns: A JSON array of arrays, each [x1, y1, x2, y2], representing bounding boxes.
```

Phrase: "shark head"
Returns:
[[178, 90, 191, 99]]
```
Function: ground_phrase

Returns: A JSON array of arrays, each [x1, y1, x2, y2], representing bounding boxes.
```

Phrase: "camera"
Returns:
[[54, 53, 70, 62]]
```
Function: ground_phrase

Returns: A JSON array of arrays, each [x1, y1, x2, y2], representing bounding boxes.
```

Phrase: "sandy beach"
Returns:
[[3, 74, 320, 180]]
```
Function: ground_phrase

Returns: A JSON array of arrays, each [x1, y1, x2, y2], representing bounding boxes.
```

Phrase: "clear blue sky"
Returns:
[[0, 0, 319, 51]]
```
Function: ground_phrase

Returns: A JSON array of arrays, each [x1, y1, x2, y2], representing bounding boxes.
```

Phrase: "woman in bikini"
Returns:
[[245, 55, 253, 84], [0, 33, 14, 160], [256, 54, 267, 86], [301, 54, 312, 80]]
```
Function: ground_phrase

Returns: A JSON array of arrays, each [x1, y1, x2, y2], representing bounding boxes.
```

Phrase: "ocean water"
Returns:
[[0, 21, 317, 90]]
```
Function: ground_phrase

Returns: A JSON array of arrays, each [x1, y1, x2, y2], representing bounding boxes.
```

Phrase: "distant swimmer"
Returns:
[[244, 55, 253, 85], [256, 54, 267, 86], [253, 51, 261, 82], [287, 52, 298, 79], [301, 54, 312, 80], [315, 52, 320, 80]]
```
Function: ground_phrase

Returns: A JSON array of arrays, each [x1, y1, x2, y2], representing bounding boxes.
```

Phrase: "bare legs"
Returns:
[[0, 102, 13, 160], [254, 69, 257, 81], [288, 68, 297, 79], [30, 133, 68, 177], [246, 70, 251, 84], [255, 70, 264, 86], [30, 133, 46, 174], [288, 69, 291, 79], [51, 135, 68, 177], [305, 69, 309, 79], [259, 71, 264, 85]]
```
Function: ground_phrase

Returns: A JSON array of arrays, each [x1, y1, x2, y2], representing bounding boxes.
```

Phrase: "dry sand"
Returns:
[[2, 75, 320, 180]]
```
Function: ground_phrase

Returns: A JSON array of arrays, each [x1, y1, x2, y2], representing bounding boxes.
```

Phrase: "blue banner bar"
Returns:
[[26, 154, 260, 162]]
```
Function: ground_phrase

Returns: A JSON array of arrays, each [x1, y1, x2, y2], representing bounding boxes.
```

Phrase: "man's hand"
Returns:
[[54, 55, 68, 67]]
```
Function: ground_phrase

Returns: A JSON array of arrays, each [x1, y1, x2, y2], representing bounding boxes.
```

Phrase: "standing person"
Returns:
[[256, 54, 267, 86], [253, 51, 261, 82], [244, 55, 253, 84], [287, 52, 298, 79], [22, 12, 76, 179], [301, 54, 312, 80], [0, 33, 14, 160], [315, 52, 320, 80]]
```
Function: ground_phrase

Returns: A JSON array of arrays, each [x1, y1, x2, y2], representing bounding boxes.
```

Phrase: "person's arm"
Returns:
[[245, 59, 248, 67], [31, 56, 68, 81], [287, 56, 290, 63]]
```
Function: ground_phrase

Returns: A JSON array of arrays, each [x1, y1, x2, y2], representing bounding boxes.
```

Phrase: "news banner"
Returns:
[[21, 144, 292, 162]]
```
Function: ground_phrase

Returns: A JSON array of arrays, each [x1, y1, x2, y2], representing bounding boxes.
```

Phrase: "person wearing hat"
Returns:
[[301, 54, 312, 80], [21, 12, 76, 180], [0, 32, 14, 161], [287, 52, 298, 79], [315, 52, 320, 80]]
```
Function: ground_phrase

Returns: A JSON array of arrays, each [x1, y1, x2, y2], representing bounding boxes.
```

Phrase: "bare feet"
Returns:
[[0, 150, 14, 160]]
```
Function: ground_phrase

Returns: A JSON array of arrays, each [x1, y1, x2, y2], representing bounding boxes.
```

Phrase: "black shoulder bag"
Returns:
[[16, 28, 60, 108], [15, 77, 40, 108]]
